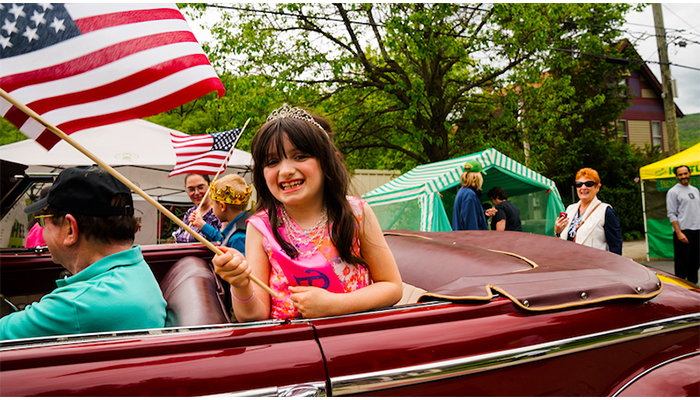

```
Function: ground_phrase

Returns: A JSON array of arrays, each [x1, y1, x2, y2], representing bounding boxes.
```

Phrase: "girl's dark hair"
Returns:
[[250, 112, 367, 267], [185, 173, 211, 184], [46, 193, 138, 245]]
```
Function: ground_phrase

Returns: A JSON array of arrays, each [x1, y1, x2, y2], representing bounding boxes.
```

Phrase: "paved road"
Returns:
[[622, 240, 674, 275]]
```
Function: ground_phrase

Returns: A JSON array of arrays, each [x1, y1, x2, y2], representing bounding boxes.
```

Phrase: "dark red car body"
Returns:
[[1, 229, 698, 397]]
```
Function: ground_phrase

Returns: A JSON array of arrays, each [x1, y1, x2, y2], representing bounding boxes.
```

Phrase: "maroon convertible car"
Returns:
[[1, 164, 699, 396]]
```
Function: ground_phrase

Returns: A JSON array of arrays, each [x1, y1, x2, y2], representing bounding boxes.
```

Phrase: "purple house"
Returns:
[[616, 40, 684, 151]]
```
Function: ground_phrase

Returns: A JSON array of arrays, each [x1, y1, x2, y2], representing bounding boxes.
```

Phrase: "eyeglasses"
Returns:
[[34, 214, 54, 227], [186, 184, 207, 194], [575, 181, 596, 188]]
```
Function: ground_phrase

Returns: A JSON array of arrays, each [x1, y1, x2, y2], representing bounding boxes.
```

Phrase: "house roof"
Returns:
[[619, 39, 684, 118]]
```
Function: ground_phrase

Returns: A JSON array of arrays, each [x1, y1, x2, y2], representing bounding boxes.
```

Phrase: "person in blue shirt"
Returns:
[[0, 166, 166, 341], [453, 160, 489, 231], [191, 174, 252, 319]]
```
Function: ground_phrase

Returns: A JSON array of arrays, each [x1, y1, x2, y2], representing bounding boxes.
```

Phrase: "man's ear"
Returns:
[[63, 214, 80, 246]]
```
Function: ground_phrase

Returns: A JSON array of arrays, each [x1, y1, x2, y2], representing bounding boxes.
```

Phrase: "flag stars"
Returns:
[[22, 26, 39, 43], [37, 3, 54, 12], [30, 10, 47, 27], [50, 17, 66, 33], [8, 3, 26, 20], [2, 19, 18, 35], [0, 35, 12, 49]]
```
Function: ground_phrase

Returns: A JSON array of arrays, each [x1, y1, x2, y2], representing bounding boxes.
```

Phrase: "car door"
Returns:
[[0, 320, 327, 396], [311, 294, 700, 397]]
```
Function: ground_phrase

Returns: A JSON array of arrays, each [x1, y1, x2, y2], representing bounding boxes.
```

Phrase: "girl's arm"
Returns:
[[289, 202, 403, 318], [212, 224, 271, 322]]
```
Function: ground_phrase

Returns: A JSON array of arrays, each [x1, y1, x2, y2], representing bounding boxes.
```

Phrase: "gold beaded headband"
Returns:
[[209, 180, 252, 205], [266, 103, 328, 137]]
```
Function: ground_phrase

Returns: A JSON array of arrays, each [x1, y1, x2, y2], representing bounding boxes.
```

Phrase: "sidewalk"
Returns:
[[622, 240, 674, 275]]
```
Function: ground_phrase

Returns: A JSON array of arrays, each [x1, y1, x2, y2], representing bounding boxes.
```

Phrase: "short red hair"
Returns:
[[575, 168, 600, 184]]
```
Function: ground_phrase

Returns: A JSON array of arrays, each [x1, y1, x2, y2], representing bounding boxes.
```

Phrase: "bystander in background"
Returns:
[[486, 187, 522, 231], [666, 165, 700, 284]]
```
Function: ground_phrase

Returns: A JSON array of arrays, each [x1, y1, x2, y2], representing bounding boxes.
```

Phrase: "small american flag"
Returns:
[[0, 3, 224, 150], [169, 128, 243, 177]]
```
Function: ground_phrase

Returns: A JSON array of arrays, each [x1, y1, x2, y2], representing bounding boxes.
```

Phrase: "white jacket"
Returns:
[[559, 196, 611, 252]]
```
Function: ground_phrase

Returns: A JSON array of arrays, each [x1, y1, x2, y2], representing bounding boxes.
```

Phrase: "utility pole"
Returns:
[[652, 3, 680, 155]]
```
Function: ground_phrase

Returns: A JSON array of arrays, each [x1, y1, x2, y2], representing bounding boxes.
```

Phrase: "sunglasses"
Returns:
[[34, 214, 54, 227], [575, 181, 596, 188]]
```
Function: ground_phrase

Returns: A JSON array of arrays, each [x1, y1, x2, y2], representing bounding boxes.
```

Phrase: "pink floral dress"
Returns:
[[248, 196, 371, 319]]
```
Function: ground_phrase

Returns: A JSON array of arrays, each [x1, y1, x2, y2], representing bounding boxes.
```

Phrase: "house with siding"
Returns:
[[616, 40, 684, 151]]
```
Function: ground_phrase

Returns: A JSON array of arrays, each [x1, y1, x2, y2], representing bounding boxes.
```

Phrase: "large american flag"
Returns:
[[169, 128, 243, 177], [0, 3, 224, 150]]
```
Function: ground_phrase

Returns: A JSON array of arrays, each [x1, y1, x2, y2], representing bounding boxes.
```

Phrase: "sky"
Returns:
[[622, 3, 700, 115], [185, 3, 700, 115]]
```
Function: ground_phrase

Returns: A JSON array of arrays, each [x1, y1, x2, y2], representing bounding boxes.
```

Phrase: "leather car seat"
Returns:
[[159, 256, 230, 327]]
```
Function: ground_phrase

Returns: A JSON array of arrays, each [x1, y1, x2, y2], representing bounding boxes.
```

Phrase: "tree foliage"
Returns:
[[188, 3, 637, 172]]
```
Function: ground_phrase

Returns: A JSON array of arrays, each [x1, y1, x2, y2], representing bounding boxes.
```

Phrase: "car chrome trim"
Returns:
[[0, 320, 285, 351], [330, 312, 700, 395], [289, 301, 448, 324], [612, 351, 700, 397], [203, 381, 327, 397]]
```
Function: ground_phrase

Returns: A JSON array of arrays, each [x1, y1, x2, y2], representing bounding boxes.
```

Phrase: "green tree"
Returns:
[[145, 72, 322, 151], [190, 3, 636, 171]]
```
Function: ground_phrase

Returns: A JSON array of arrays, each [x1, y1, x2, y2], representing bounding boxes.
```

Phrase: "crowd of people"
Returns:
[[5, 104, 698, 341]]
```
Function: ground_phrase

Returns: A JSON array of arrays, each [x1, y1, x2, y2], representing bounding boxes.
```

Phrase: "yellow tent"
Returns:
[[639, 143, 700, 259], [640, 142, 700, 180]]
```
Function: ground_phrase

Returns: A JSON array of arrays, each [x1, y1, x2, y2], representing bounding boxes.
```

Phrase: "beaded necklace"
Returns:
[[279, 206, 328, 258]]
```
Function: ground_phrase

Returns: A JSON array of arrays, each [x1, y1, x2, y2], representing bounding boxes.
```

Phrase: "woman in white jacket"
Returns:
[[554, 168, 622, 254]]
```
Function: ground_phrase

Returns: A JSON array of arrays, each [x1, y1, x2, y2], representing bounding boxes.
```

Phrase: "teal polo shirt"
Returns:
[[0, 246, 166, 341]]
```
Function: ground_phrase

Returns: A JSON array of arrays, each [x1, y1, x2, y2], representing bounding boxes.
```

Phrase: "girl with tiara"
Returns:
[[212, 104, 403, 321]]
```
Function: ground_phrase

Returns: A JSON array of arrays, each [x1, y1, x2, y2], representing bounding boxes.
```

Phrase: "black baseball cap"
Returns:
[[24, 166, 134, 217]]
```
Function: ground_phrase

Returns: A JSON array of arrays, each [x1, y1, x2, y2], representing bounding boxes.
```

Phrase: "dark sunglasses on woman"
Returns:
[[575, 180, 596, 188]]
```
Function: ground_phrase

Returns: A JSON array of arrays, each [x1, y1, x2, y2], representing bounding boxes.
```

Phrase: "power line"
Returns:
[[201, 4, 700, 71], [663, 4, 700, 36]]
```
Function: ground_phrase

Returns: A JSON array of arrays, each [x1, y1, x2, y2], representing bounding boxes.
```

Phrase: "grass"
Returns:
[[678, 113, 699, 150]]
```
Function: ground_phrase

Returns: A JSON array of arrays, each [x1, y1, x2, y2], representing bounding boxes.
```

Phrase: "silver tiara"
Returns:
[[266, 104, 328, 137]]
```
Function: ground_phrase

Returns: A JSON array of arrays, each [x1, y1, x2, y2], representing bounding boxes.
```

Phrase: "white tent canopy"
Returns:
[[0, 119, 253, 201], [0, 120, 253, 246]]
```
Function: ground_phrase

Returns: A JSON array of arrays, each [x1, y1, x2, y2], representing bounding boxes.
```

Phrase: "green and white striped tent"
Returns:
[[362, 148, 565, 236]]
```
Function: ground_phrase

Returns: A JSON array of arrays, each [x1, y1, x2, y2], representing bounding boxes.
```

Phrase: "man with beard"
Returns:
[[666, 165, 700, 284]]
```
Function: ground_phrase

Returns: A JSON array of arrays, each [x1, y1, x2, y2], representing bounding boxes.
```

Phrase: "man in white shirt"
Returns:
[[666, 165, 700, 284]]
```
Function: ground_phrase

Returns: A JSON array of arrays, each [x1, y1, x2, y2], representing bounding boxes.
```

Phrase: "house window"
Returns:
[[617, 120, 628, 143], [651, 121, 663, 149]]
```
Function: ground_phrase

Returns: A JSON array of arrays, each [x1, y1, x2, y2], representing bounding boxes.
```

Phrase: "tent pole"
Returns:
[[640, 180, 650, 262], [0, 88, 279, 298]]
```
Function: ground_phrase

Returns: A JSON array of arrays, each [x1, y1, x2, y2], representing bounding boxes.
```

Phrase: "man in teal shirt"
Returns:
[[0, 166, 166, 340]]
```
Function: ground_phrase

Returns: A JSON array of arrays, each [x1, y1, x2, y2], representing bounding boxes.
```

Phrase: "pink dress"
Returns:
[[248, 196, 371, 319], [25, 223, 46, 247]]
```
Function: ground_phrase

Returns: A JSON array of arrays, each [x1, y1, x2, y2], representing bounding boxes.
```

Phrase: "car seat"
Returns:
[[159, 256, 230, 327]]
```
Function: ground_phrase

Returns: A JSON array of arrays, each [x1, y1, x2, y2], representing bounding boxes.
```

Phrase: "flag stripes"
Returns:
[[169, 129, 243, 177], [0, 3, 224, 150]]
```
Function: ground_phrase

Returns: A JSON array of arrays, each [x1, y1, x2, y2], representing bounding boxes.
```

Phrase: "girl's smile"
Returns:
[[264, 136, 324, 212], [279, 179, 304, 191]]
